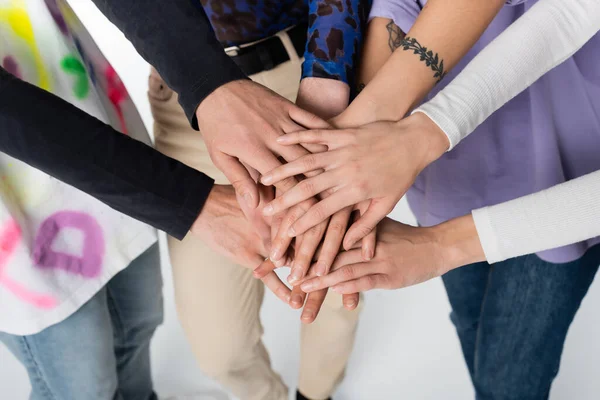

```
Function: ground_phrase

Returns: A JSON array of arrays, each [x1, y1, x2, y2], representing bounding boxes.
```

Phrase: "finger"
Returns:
[[261, 270, 292, 304], [314, 207, 352, 277], [269, 205, 303, 262], [282, 120, 328, 154], [342, 292, 360, 310], [214, 153, 259, 209], [288, 106, 331, 130], [263, 171, 339, 218], [261, 151, 336, 186], [275, 129, 336, 146], [301, 259, 376, 293], [361, 228, 377, 261], [289, 189, 360, 238], [344, 199, 395, 250], [289, 219, 328, 285], [290, 285, 307, 309], [301, 289, 328, 324], [332, 273, 389, 294], [245, 148, 299, 194], [331, 249, 364, 270], [238, 182, 273, 249], [253, 258, 277, 279]]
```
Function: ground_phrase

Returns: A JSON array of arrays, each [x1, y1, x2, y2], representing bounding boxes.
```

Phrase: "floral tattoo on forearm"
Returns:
[[399, 36, 447, 83], [386, 21, 405, 52]]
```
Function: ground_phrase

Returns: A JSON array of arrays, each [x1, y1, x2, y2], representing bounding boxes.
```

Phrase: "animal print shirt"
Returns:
[[200, 0, 371, 85]]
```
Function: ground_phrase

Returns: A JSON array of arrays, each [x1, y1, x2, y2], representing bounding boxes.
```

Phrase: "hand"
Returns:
[[261, 112, 450, 249], [196, 80, 329, 208], [299, 215, 485, 294], [191, 184, 291, 303]]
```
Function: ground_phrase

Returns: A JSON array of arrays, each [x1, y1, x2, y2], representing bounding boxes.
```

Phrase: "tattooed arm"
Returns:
[[338, 0, 505, 127]]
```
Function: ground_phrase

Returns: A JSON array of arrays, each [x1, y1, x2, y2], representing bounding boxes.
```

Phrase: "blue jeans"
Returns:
[[0, 243, 163, 400], [443, 244, 600, 400]]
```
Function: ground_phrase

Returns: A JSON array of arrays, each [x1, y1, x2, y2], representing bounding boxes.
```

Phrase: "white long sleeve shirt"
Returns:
[[414, 0, 600, 263]]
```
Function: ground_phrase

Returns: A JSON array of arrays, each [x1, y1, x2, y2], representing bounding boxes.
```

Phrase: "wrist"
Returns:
[[407, 111, 450, 165], [191, 184, 232, 234], [195, 79, 251, 122], [432, 214, 486, 272], [296, 78, 349, 120]]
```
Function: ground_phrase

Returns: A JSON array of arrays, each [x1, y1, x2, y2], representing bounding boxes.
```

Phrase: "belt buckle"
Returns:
[[225, 45, 241, 57]]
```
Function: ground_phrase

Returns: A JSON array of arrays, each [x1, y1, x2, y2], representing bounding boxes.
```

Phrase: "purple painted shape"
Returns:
[[2, 56, 22, 79], [33, 211, 105, 278], [44, 0, 69, 35]]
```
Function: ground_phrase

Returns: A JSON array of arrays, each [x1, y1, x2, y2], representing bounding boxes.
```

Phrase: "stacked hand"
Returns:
[[195, 78, 464, 324]]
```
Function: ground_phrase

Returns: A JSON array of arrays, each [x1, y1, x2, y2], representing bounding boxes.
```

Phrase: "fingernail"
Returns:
[[276, 136, 288, 143], [291, 294, 303, 307], [344, 300, 356, 309], [288, 268, 304, 284], [287, 226, 296, 237], [301, 281, 315, 292], [243, 193, 254, 208], [263, 204, 274, 216], [270, 247, 282, 262], [261, 175, 273, 185], [365, 248, 374, 261], [301, 311, 315, 321], [331, 286, 341, 293], [315, 262, 327, 276]]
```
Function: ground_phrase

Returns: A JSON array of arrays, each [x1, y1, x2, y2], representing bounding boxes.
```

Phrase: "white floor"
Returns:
[[3, 2, 600, 399]]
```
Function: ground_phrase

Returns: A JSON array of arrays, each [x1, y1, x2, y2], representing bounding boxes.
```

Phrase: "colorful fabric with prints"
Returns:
[[0, 0, 156, 335]]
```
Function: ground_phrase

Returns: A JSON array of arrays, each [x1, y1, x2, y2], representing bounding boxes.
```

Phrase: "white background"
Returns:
[[2, 1, 600, 399]]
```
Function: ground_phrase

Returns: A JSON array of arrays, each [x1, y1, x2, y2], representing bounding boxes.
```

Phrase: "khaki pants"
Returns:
[[148, 39, 361, 400]]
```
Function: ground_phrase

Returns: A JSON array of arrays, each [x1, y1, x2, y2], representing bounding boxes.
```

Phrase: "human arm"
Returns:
[[414, 0, 600, 149], [0, 67, 211, 240], [262, 0, 505, 245], [263, 0, 600, 248], [0, 67, 291, 298], [299, 168, 600, 293], [90, 0, 328, 209]]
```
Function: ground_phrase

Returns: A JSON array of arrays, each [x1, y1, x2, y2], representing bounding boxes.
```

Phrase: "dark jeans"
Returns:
[[443, 244, 600, 400]]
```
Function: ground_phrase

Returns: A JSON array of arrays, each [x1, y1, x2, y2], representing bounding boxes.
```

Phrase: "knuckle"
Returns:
[[341, 265, 356, 280], [365, 275, 378, 289], [311, 204, 327, 222], [328, 222, 346, 236], [302, 155, 318, 170], [300, 180, 316, 196]]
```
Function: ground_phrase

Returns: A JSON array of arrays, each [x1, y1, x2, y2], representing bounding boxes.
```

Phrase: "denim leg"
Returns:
[[471, 245, 600, 400], [106, 243, 163, 400], [442, 262, 491, 379], [0, 288, 120, 400]]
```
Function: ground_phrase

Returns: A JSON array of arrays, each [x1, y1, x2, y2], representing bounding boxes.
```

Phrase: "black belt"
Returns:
[[227, 23, 308, 76]]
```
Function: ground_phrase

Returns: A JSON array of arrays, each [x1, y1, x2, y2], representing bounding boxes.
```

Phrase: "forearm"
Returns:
[[415, 0, 600, 149], [432, 168, 600, 265], [296, 78, 349, 120], [472, 170, 600, 264], [0, 68, 213, 239], [90, 0, 247, 129], [341, 0, 505, 126], [302, 0, 370, 87]]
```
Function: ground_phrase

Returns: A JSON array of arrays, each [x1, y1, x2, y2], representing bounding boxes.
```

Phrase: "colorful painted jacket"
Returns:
[[0, 0, 156, 335]]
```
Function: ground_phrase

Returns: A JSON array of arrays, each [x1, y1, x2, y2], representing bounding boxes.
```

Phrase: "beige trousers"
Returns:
[[148, 50, 361, 400]]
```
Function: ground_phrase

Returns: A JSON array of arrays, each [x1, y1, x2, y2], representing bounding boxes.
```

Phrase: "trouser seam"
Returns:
[[473, 265, 493, 378], [19, 336, 58, 400]]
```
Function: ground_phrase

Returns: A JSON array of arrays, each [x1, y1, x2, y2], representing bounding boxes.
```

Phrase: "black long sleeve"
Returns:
[[0, 67, 214, 240], [90, 0, 248, 129]]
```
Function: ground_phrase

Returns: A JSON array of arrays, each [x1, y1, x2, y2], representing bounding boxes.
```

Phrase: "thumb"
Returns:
[[344, 199, 393, 250], [215, 153, 259, 209], [289, 105, 330, 130]]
